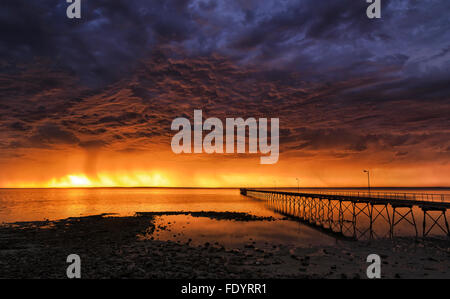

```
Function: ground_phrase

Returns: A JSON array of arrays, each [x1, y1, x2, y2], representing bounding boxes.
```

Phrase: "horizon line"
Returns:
[[1, 186, 449, 190]]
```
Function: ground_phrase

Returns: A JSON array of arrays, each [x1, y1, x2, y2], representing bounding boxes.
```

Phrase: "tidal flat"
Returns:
[[0, 212, 448, 279]]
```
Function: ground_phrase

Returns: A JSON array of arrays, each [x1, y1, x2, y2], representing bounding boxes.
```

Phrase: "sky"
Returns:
[[0, 0, 449, 187]]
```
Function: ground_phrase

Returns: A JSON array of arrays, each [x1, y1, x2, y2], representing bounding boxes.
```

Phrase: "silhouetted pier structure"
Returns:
[[240, 189, 450, 239]]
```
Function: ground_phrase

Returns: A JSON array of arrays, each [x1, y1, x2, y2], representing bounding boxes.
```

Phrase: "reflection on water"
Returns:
[[0, 188, 274, 222], [0, 188, 448, 246], [150, 215, 337, 248], [0, 188, 339, 248], [253, 189, 450, 239]]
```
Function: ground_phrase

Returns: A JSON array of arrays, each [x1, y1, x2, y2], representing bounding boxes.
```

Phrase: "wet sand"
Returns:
[[0, 212, 449, 279]]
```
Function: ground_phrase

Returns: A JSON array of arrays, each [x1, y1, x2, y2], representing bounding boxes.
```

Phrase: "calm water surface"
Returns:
[[0, 188, 448, 247], [0, 188, 338, 248]]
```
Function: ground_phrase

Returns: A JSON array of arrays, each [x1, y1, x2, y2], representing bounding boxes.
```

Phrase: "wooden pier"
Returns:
[[240, 188, 450, 239]]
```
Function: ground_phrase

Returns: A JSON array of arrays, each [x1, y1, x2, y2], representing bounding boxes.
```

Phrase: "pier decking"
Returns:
[[240, 188, 450, 239]]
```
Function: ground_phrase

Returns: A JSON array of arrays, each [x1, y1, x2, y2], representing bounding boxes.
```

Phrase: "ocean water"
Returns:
[[0, 188, 448, 247]]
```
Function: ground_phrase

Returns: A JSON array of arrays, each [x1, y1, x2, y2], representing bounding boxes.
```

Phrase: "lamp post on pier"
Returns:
[[363, 170, 371, 193]]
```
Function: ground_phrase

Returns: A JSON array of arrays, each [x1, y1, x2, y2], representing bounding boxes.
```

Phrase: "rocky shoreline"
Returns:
[[0, 212, 449, 279]]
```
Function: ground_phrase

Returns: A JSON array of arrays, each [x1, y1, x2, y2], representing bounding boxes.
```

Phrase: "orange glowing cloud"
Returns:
[[0, 51, 449, 188]]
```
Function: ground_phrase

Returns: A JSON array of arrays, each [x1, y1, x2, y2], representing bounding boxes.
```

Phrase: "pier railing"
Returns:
[[255, 189, 450, 203], [241, 188, 450, 239], [266, 189, 450, 203]]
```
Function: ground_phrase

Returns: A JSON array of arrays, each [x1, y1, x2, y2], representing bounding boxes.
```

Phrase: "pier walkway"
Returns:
[[240, 188, 450, 239]]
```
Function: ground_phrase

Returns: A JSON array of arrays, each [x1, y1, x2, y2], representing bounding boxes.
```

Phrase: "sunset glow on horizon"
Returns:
[[2, 151, 449, 188], [2, 0, 450, 282], [1, 1, 449, 189]]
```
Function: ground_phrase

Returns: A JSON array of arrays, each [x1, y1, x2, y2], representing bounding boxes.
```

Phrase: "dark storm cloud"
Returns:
[[0, 0, 196, 86], [29, 123, 80, 146], [0, 50, 448, 163], [1, 0, 449, 86], [230, 0, 373, 50], [0, 0, 449, 164]]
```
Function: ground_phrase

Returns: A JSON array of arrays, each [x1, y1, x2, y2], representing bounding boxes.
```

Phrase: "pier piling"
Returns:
[[241, 188, 450, 240]]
